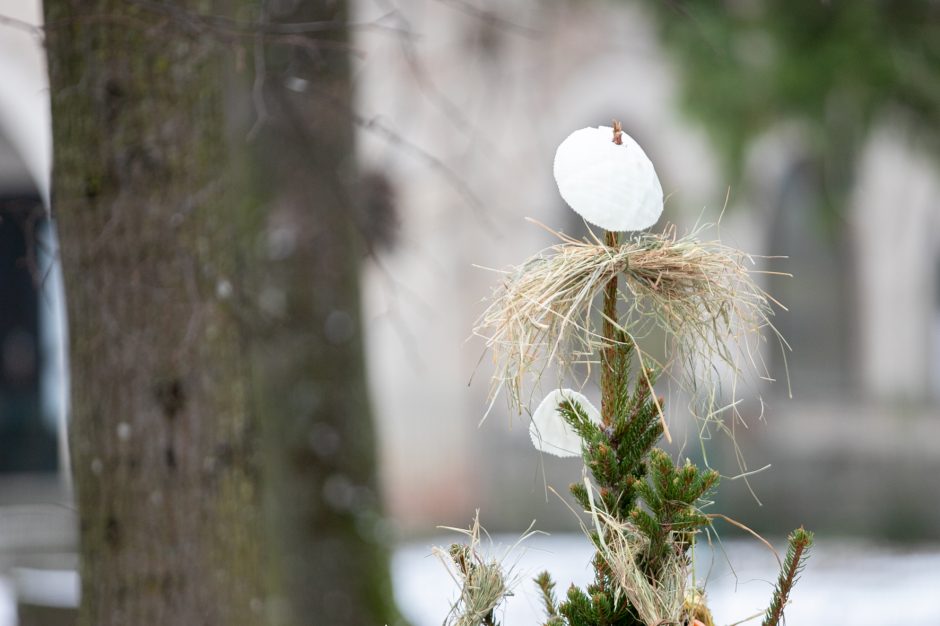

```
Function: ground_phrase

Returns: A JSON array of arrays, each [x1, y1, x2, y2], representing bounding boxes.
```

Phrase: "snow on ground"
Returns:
[[393, 534, 940, 626], [0, 536, 937, 625], [0, 580, 12, 626]]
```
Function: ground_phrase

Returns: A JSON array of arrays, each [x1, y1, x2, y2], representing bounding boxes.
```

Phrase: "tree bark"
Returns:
[[43, 1, 400, 624], [247, 3, 403, 624], [43, 3, 266, 624]]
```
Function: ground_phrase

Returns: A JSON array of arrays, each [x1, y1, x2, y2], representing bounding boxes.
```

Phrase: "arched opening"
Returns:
[[0, 130, 61, 474], [765, 157, 854, 397]]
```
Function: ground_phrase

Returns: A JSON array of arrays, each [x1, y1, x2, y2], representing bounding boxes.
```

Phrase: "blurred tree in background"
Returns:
[[43, 1, 400, 624], [249, 2, 403, 624], [648, 0, 940, 228]]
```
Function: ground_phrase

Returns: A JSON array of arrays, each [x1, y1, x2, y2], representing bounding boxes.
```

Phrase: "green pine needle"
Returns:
[[534, 571, 559, 619], [762, 527, 814, 626]]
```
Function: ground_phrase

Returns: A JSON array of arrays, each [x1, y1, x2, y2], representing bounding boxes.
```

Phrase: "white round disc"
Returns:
[[553, 126, 663, 232], [528, 389, 601, 458]]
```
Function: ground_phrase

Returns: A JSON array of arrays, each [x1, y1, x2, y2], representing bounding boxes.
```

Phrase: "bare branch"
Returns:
[[0, 13, 43, 40], [435, 0, 540, 38]]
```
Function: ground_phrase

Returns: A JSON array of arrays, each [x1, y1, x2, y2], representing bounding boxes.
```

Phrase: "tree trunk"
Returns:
[[43, 3, 265, 624], [247, 3, 403, 624], [43, 1, 400, 624]]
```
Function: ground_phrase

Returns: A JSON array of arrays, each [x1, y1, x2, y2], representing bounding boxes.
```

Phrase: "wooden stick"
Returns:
[[600, 230, 619, 426]]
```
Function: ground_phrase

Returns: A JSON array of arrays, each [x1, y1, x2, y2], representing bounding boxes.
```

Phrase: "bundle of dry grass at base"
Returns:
[[444, 544, 508, 626], [475, 223, 787, 414], [435, 512, 538, 626], [596, 513, 689, 625], [580, 478, 690, 626]]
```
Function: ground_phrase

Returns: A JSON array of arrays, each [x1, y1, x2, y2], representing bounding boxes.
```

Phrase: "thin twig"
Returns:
[[0, 13, 43, 39]]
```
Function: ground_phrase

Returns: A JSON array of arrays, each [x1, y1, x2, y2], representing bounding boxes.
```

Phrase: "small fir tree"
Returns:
[[438, 124, 812, 626]]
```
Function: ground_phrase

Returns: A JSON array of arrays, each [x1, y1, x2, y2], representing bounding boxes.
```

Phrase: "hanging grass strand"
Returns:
[[474, 223, 787, 415]]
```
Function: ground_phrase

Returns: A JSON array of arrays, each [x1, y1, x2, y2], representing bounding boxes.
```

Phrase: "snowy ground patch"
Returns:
[[393, 534, 940, 626]]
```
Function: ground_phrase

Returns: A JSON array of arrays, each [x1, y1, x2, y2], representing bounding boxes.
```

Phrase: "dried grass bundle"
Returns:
[[582, 478, 688, 626], [435, 512, 540, 626], [445, 548, 507, 626], [598, 519, 688, 625], [475, 222, 787, 416]]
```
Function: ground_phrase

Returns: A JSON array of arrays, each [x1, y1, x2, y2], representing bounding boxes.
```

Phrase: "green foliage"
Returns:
[[527, 298, 812, 626], [762, 527, 814, 626], [646, 1, 940, 224], [631, 450, 718, 579], [536, 335, 719, 625], [560, 334, 663, 520], [556, 565, 638, 626], [649, 1, 940, 166], [534, 571, 564, 624]]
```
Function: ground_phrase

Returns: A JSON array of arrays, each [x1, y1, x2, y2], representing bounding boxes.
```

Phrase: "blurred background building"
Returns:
[[0, 0, 57, 475], [0, 1, 75, 623]]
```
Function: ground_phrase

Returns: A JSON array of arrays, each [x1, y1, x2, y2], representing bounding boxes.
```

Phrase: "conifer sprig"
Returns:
[[762, 527, 814, 626], [558, 335, 664, 522], [547, 260, 721, 626], [631, 450, 719, 578], [534, 571, 560, 619], [465, 217, 810, 626]]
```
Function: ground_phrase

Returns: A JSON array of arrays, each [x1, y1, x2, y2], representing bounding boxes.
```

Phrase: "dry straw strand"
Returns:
[[583, 477, 688, 626], [474, 223, 787, 419], [435, 511, 542, 626], [435, 512, 509, 626]]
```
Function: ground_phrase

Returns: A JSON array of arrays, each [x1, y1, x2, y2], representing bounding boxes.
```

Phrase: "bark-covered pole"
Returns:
[[600, 229, 620, 427], [43, 3, 264, 624], [43, 1, 403, 624], [599, 122, 625, 427]]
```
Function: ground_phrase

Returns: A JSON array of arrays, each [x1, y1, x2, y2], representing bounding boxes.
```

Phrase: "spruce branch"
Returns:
[[762, 527, 814, 626], [534, 571, 560, 619], [563, 337, 664, 522], [631, 450, 719, 578], [557, 399, 604, 444]]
